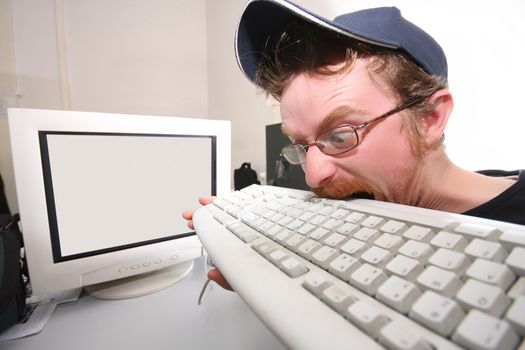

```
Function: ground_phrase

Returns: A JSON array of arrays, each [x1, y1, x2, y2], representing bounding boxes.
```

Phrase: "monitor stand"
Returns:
[[84, 260, 194, 300]]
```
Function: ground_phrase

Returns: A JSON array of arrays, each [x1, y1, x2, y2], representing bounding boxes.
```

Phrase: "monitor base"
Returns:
[[84, 260, 194, 300]]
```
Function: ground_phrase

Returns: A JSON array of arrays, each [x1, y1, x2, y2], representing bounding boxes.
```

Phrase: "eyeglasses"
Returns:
[[281, 95, 429, 165]]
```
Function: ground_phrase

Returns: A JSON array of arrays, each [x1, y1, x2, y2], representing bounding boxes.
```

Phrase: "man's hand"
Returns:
[[182, 196, 233, 291], [182, 196, 215, 230]]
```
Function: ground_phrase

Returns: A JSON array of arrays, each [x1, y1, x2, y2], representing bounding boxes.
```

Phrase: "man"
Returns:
[[184, 0, 524, 289]]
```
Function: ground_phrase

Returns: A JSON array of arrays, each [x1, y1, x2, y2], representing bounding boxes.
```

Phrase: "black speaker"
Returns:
[[265, 123, 309, 191]]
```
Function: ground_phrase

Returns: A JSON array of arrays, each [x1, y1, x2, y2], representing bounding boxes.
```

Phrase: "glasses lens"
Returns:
[[318, 125, 357, 155], [282, 144, 306, 165]]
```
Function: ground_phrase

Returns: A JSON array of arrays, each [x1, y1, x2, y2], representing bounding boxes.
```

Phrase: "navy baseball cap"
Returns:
[[235, 0, 448, 84]]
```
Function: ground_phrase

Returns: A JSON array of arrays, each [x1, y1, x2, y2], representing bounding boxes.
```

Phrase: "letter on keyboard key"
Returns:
[[346, 300, 389, 339], [328, 253, 361, 281], [350, 264, 388, 295], [379, 321, 432, 350], [453, 309, 519, 350], [465, 258, 516, 291], [280, 257, 309, 278], [465, 239, 508, 262], [340, 238, 367, 256], [398, 240, 434, 263], [456, 279, 511, 317], [427, 248, 470, 276], [409, 290, 464, 336], [376, 275, 421, 314], [430, 231, 468, 251], [385, 255, 423, 282], [360, 246, 393, 268], [416, 265, 462, 298]]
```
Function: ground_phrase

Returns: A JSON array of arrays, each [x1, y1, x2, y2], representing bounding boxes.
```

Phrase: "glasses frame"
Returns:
[[281, 95, 430, 165]]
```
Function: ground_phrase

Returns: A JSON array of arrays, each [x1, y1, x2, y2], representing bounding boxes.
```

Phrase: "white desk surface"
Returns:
[[2, 257, 287, 350]]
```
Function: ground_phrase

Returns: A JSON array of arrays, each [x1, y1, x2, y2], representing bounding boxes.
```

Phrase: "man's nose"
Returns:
[[303, 145, 336, 188]]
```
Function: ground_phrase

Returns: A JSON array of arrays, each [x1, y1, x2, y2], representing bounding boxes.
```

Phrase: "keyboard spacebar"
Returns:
[[342, 200, 456, 229]]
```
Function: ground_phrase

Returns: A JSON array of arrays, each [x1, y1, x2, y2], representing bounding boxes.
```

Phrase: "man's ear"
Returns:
[[422, 89, 454, 146]]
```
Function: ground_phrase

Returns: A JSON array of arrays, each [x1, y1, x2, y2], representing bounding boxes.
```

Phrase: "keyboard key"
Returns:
[[376, 275, 421, 314], [279, 257, 309, 278], [508, 277, 525, 300], [398, 240, 434, 263], [385, 255, 423, 282], [330, 208, 350, 219], [402, 225, 434, 243], [346, 300, 389, 339], [409, 290, 464, 336], [505, 247, 525, 276], [499, 229, 525, 251], [353, 227, 380, 243], [505, 295, 525, 336], [360, 215, 385, 229], [302, 272, 333, 295], [323, 233, 346, 248], [360, 246, 393, 268], [380, 220, 408, 234], [268, 249, 288, 264], [296, 222, 316, 235], [328, 254, 361, 281], [416, 265, 462, 298], [465, 258, 516, 291], [374, 233, 404, 253], [464, 239, 508, 262], [454, 222, 501, 241], [285, 233, 307, 249], [311, 246, 338, 269], [309, 227, 330, 241], [297, 239, 321, 259], [428, 248, 470, 276], [322, 285, 357, 315], [335, 222, 359, 235], [350, 263, 388, 295], [322, 217, 343, 230], [453, 309, 519, 350], [274, 228, 293, 243], [309, 214, 327, 225], [340, 238, 368, 256], [379, 321, 432, 350], [344, 211, 365, 223], [430, 231, 468, 251], [456, 279, 511, 317]]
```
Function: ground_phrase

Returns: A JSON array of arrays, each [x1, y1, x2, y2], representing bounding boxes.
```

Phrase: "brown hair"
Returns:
[[255, 21, 448, 155]]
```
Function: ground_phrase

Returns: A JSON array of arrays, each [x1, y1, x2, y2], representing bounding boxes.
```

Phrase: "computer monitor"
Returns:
[[8, 108, 231, 300]]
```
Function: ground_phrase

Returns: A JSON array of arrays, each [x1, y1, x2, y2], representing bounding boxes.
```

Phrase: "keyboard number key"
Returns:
[[465, 239, 507, 262], [453, 310, 519, 350]]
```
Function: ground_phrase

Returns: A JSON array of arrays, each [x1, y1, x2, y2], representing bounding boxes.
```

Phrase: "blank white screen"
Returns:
[[43, 133, 213, 259]]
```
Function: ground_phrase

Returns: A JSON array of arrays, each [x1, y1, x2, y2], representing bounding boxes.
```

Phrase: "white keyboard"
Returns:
[[193, 185, 525, 350]]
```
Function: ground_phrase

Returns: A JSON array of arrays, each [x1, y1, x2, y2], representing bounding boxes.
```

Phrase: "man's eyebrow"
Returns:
[[281, 105, 368, 142], [317, 105, 367, 133]]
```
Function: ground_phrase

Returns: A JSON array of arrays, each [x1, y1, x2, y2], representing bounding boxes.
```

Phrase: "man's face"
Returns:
[[280, 59, 423, 202]]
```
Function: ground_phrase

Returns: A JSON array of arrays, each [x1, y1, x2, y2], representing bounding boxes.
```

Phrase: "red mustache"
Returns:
[[312, 178, 376, 199]]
